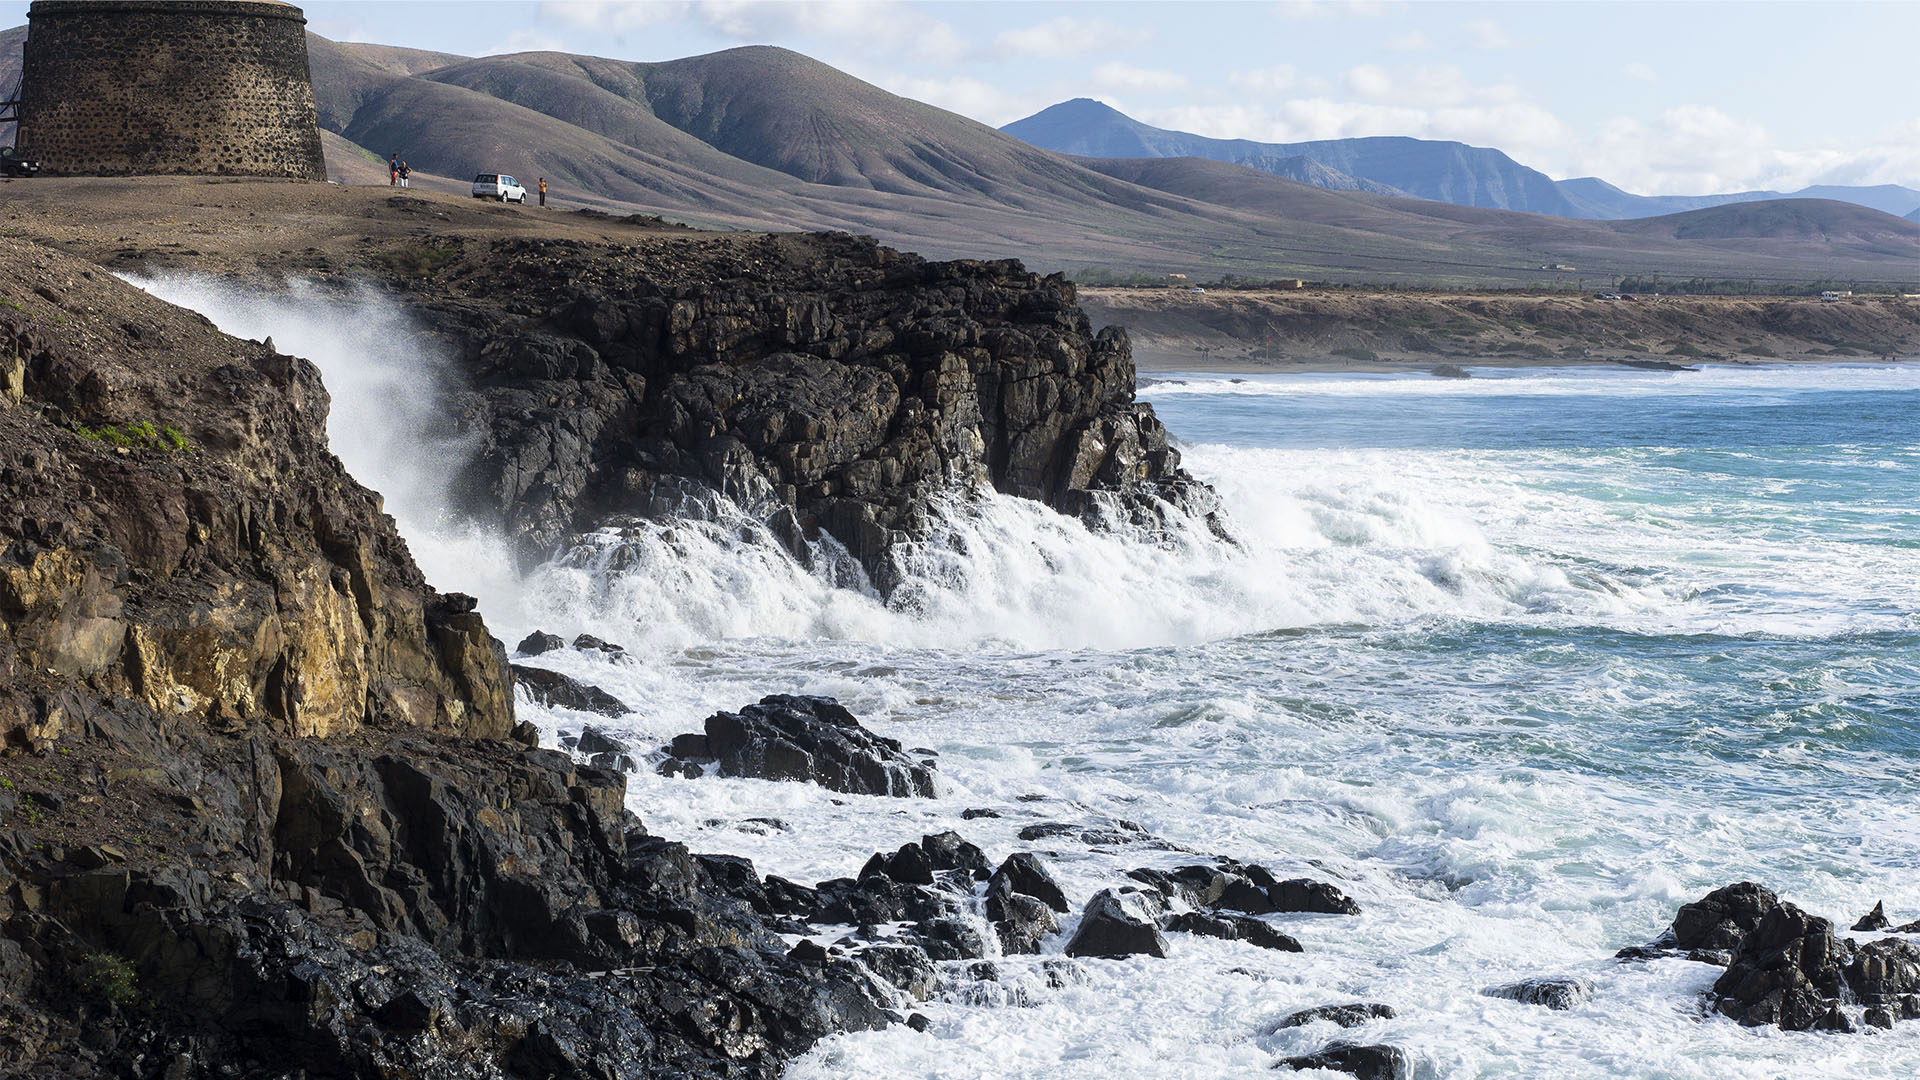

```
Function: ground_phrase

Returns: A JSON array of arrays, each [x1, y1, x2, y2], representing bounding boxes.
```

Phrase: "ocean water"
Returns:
[[140, 277, 1920, 1079]]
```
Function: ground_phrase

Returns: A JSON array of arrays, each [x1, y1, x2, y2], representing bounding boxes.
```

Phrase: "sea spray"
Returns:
[[129, 277, 1920, 1077]]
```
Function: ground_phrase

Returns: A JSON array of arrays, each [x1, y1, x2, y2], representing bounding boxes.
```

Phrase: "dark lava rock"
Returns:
[[920, 830, 994, 880], [658, 695, 936, 797], [573, 633, 626, 655], [1617, 881, 1779, 964], [1065, 889, 1170, 959], [515, 630, 567, 655], [512, 664, 631, 717], [1484, 977, 1594, 1011], [990, 853, 1070, 914], [1712, 902, 1853, 1030], [430, 232, 1224, 587], [961, 807, 1001, 820], [1267, 878, 1362, 916], [986, 877, 1060, 955], [1273, 1003, 1398, 1030], [1163, 911, 1302, 953], [1274, 1042, 1411, 1079], [1854, 901, 1891, 931]]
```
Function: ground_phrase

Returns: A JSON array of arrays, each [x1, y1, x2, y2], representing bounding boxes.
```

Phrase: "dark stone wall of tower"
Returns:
[[16, 0, 326, 179]]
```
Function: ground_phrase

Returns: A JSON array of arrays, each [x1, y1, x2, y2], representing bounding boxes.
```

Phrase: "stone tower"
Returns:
[[15, 0, 326, 179]]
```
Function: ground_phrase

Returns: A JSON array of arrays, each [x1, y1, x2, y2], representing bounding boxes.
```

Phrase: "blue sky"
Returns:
[[5, 1, 1916, 195]]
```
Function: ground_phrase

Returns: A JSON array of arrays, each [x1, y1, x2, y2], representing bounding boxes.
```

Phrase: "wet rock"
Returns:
[[961, 808, 1001, 820], [1065, 889, 1169, 959], [911, 917, 992, 962], [1163, 911, 1301, 953], [433, 233, 1224, 584], [1273, 1003, 1397, 1030], [657, 695, 937, 797], [1712, 902, 1853, 1030], [857, 944, 938, 1001], [1274, 1042, 1411, 1079], [986, 877, 1060, 954], [1484, 977, 1594, 1011], [1266, 878, 1362, 916], [990, 853, 1070, 914], [920, 831, 994, 880], [1854, 901, 1890, 932], [572, 633, 626, 655], [1618, 881, 1780, 964], [515, 630, 567, 656], [512, 664, 630, 717], [1843, 938, 1920, 1008]]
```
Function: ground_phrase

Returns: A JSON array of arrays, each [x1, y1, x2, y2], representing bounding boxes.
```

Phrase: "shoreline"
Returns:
[[1135, 352, 1919, 376]]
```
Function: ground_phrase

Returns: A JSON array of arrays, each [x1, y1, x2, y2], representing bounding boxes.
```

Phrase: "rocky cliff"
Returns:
[[407, 229, 1217, 584], [0, 242, 894, 1077]]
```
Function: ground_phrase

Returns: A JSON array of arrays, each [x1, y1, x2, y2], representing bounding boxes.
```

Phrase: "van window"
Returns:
[[475, 174, 496, 183], [501, 177, 515, 186]]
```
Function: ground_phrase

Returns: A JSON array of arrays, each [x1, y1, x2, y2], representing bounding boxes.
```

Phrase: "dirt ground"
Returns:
[[1082, 286, 1920, 373], [1, 176, 1914, 377]]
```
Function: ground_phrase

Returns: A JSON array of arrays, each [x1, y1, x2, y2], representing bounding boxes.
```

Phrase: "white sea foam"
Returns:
[[133, 277, 1920, 1078], [1141, 362, 1920, 399]]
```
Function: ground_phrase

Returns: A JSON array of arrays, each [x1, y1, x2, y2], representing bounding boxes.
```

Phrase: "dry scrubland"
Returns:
[[1081, 287, 1920, 372]]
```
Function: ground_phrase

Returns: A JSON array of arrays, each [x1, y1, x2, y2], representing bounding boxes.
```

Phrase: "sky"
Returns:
[[4, 0, 1916, 196]]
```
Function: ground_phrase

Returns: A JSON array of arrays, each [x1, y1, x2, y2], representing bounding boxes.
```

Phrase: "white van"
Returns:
[[472, 174, 528, 204]]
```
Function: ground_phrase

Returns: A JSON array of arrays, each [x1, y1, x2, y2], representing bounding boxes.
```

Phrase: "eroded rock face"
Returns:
[[0, 245, 513, 745], [423, 233, 1221, 588]]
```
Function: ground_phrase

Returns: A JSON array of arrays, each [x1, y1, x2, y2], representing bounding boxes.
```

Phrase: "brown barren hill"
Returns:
[[2, 29, 1918, 287]]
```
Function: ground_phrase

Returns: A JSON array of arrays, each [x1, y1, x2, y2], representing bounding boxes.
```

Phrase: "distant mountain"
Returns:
[[1004, 98, 1920, 223], [2, 32, 1917, 287], [1005, 98, 1577, 215], [1908, 206, 1920, 224]]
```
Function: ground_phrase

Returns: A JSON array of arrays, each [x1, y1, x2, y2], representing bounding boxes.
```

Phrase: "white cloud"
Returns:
[[1093, 62, 1189, 94], [1343, 64, 1394, 101], [1385, 30, 1431, 52], [870, 73, 1043, 127], [1274, 0, 1385, 19], [1466, 18, 1513, 49], [990, 17, 1149, 59], [541, 0, 968, 62], [1624, 62, 1657, 82], [1229, 65, 1298, 96], [483, 29, 570, 56]]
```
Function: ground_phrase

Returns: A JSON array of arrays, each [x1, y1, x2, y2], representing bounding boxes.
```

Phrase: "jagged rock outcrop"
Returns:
[[1626, 882, 1920, 1033], [0, 245, 899, 1078], [418, 232, 1220, 588], [656, 694, 938, 797], [0, 244, 512, 749]]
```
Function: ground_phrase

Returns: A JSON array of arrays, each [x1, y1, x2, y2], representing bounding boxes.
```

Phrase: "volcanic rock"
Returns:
[[990, 852, 1070, 913], [512, 664, 631, 717], [1274, 1042, 1411, 1079], [1273, 1003, 1398, 1030], [657, 694, 936, 797], [1163, 911, 1302, 953], [428, 233, 1222, 588], [1065, 889, 1170, 959], [1483, 977, 1594, 1011]]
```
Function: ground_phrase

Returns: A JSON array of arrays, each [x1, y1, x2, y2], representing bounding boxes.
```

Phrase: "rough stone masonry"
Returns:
[[15, 0, 327, 179]]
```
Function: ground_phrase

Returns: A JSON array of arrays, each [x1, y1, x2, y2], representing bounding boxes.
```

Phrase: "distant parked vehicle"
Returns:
[[1188, 287, 1207, 294], [1593, 293, 1621, 300], [472, 173, 527, 203], [0, 147, 41, 177]]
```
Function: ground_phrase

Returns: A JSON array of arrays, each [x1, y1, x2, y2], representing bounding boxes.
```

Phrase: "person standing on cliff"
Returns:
[[398, 161, 411, 189], [389, 153, 398, 186], [538, 177, 548, 207]]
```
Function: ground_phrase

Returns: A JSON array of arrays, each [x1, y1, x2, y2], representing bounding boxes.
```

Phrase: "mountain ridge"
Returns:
[[1002, 97, 1920, 222], [2, 32, 1915, 287]]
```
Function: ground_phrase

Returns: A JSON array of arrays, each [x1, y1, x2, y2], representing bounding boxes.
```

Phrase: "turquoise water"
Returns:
[[148, 270, 1920, 1079]]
